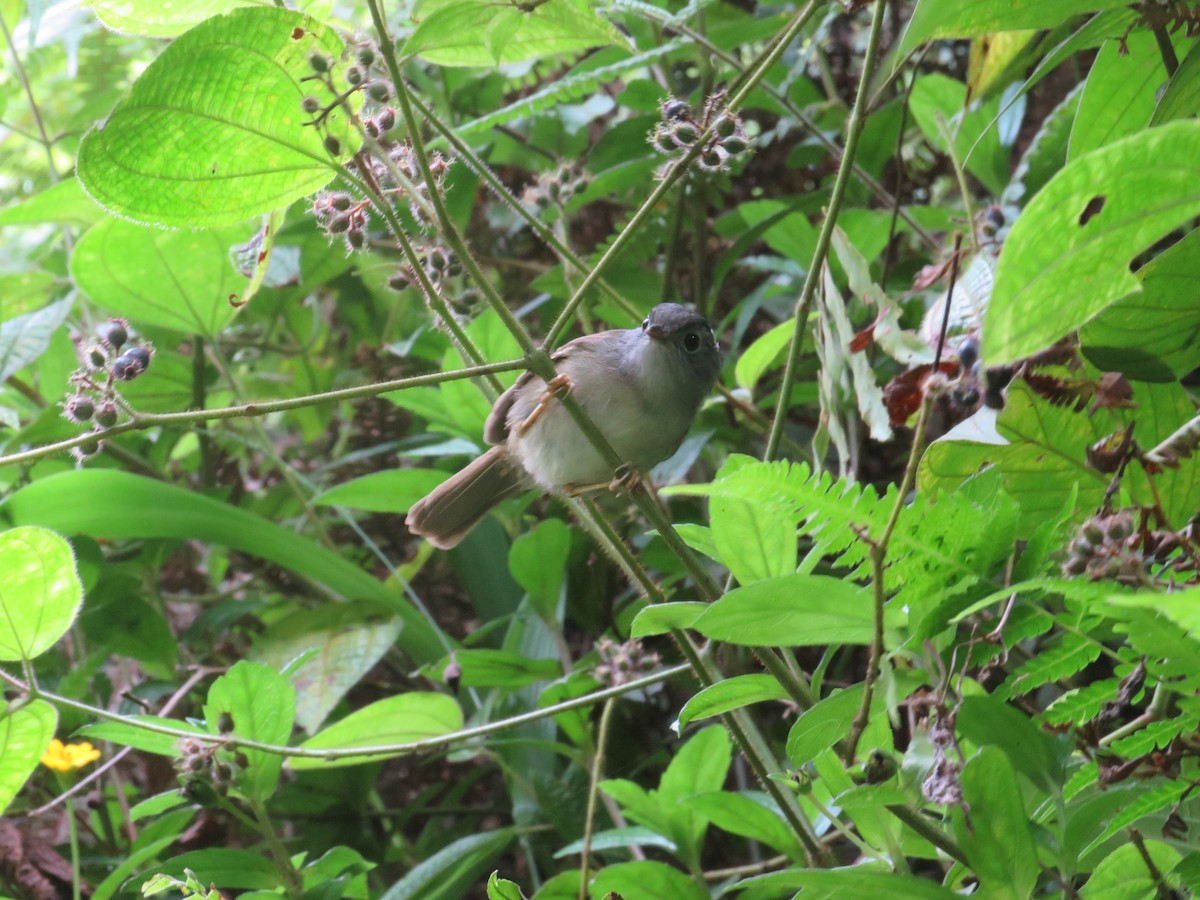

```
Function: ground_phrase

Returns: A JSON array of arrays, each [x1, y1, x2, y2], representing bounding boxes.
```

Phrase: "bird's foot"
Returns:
[[517, 373, 573, 436]]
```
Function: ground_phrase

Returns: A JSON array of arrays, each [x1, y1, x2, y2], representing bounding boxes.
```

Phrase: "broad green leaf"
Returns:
[[0, 526, 83, 661], [0, 700, 56, 816], [1082, 840, 1181, 898], [898, 0, 1131, 58], [957, 747, 1039, 900], [710, 493, 795, 586], [143, 849, 281, 890], [77, 8, 358, 227], [1153, 39, 1200, 125], [0, 271, 56, 318], [402, 0, 627, 67], [313, 469, 449, 513], [434, 649, 559, 688], [687, 791, 800, 860], [79, 716, 208, 756], [659, 725, 731, 803], [984, 121, 1200, 364], [692, 574, 879, 646], [676, 674, 790, 730], [509, 519, 571, 618], [91, 0, 334, 38], [0, 296, 72, 383], [785, 685, 865, 766], [734, 318, 793, 392], [554, 826, 677, 858], [251, 605, 404, 733], [0, 178, 105, 229], [908, 72, 1009, 195], [736, 866, 958, 899], [630, 601, 707, 637], [587, 861, 707, 900], [292, 693, 463, 769], [71, 218, 252, 336], [1069, 33, 1161, 162], [487, 872, 526, 900], [1080, 226, 1200, 381], [956, 695, 1066, 792], [203, 661, 295, 801], [380, 829, 516, 900], [1, 470, 447, 663]]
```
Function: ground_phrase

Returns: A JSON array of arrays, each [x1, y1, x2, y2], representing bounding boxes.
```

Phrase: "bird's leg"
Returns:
[[517, 373, 573, 436], [609, 463, 645, 495]]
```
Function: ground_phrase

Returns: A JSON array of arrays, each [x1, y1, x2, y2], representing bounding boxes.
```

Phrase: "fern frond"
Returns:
[[998, 633, 1101, 699], [1043, 678, 1122, 726], [1109, 714, 1200, 758]]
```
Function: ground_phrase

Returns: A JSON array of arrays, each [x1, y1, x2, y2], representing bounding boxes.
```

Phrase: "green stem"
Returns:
[[67, 797, 81, 900], [192, 335, 215, 488], [885, 804, 967, 864], [578, 697, 616, 900], [764, 0, 888, 462], [0, 359, 525, 469], [0, 663, 688, 761]]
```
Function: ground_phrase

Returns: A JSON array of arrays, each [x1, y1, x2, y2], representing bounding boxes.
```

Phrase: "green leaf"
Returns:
[[692, 574, 879, 646], [1152, 38, 1200, 125], [1, 470, 447, 663], [898, 0, 1131, 57], [402, 0, 628, 67], [676, 674, 790, 730], [1069, 33, 1161, 162], [509, 519, 571, 618], [292, 693, 463, 769], [630, 602, 707, 637], [203, 661, 295, 801], [908, 72, 1009, 195], [687, 791, 800, 859], [1082, 840, 1181, 899], [250, 605, 404, 733], [486, 871, 527, 900], [313, 469, 449, 513], [553, 826, 677, 858], [1108, 586, 1200, 642], [0, 296, 72, 383], [0, 178, 105, 229], [71, 218, 252, 336], [77, 8, 358, 227], [710, 493, 796, 586], [734, 318, 793, 392], [984, 120, 1200, 364], [0, 700, 56, 816], [587, 861, 707, 900], [91, 0, 334, 38], [144, 849, 281, 891], [436, 649, 560, 688], [379, 829, 516, 900], [1080, 226, 1200, 381], [737, 866, 959, 899], [957, 747, 1039, 900], [0, 526, 83, 662], [786, 685, 868, 768], [955, 695, 1065, 791], [79, 716, 208, 756]]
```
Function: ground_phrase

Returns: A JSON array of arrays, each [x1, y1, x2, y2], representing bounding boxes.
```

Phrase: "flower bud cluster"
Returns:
[[63, 318, 155, 462], [521, 161, 590, 211], [1062, 510, 1147, 582], [649, 93, 752, 173], [387, 242, 461, 291]]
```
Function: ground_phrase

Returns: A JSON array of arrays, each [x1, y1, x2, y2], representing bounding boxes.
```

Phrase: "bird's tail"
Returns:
[[405, 447, 525, 549]]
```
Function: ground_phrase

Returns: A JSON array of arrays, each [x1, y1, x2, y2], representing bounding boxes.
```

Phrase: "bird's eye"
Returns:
[[641, 318, 650, 331], [683, 331, 701, 353]]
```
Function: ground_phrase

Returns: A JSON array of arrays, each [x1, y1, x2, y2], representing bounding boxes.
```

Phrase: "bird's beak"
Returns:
[[646, 324, 668, 341]]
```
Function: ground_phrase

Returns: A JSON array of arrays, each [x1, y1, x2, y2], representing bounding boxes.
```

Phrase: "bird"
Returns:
[[405, 303, 722, 549]]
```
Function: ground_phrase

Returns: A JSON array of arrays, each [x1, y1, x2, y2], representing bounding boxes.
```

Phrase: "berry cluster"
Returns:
[[649, 94, 752, 173], [387, 242, 461, 292], [1062, 511, 1147, 582], [311, 190, 370, 252], [63, 319, 154, 462], [593, 637, 661, 688], [300, 40, 396, 145], [175, 715, 248, 805], [521, 161, 590, 212]]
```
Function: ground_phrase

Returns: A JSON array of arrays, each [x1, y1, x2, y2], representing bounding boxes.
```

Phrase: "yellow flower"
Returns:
[[41, 739, 101, 773]]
